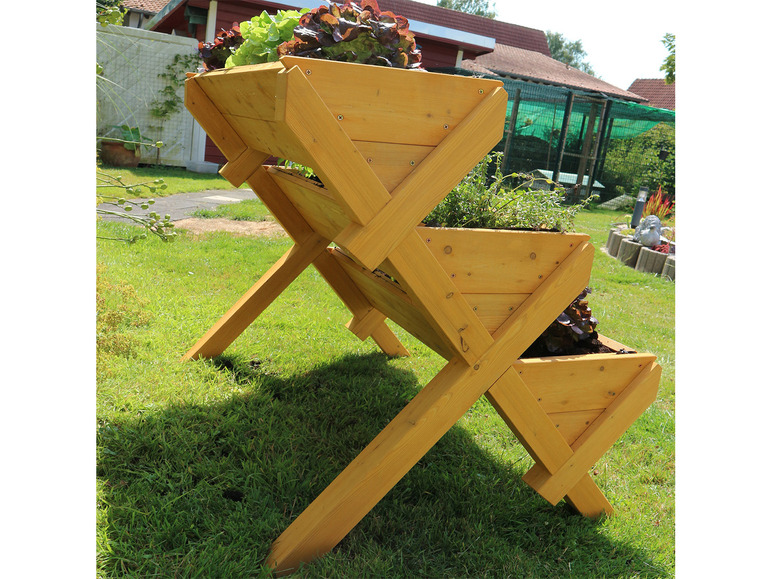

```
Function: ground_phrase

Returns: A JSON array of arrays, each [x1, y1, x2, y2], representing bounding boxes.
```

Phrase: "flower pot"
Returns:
[[99, 140, 140, 167]]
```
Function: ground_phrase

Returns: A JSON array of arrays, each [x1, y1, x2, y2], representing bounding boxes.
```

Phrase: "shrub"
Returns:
[[643, 186, 674, 221]]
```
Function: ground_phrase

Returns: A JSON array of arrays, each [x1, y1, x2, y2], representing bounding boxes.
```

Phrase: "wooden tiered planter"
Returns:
[[183, 57, 661, 575]]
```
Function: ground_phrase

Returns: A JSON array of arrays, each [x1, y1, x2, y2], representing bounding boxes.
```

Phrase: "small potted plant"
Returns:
[[99, 124, 158, 167]]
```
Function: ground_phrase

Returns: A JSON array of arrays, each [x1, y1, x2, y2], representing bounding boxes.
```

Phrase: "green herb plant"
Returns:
[[424, 152, 596, 232]]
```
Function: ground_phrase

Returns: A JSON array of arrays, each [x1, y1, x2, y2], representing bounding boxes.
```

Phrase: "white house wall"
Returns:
[[97, 24, 199, 167]]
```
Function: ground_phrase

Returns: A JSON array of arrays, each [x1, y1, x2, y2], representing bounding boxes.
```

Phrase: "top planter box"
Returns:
[[183, 58, 661, 575]]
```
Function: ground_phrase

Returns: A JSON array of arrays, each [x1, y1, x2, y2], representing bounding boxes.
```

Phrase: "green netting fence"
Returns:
[[430, 67, 675, 201]]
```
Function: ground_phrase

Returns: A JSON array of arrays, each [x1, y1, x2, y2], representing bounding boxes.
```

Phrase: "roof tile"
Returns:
[[627, 79, 675, 110]]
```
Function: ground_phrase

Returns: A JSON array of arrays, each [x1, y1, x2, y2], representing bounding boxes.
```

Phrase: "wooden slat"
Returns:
[[184, 75, 247, 160], [331, 248, 454, 360], [385, 231, 495, 365], [282, 65, 391, 226], [221, 114, 314, 166], [424, 228, 591, 294], [352, 141, 434, 193], [268, 167, 351, 242], [334, 87, 509, 271], [192, 62, 286, 122], [547, 409, 604, 446], [462, 293, 529, 333], [219, 148, 268, 188], [280, 56, 503, 146], [513, 353, 658, 414]]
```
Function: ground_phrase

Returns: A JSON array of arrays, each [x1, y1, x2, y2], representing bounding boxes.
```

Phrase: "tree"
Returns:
[[546, 31, 595, 76], [437, 0, 497, 19], [660, 33, 675, 84]]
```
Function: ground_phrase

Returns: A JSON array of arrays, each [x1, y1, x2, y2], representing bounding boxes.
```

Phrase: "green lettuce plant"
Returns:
[[277, 0, 422, 68], [226, 9, 309, 68]]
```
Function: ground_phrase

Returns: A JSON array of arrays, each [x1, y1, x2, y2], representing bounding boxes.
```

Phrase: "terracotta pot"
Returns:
[[100, 140, 140, 167]]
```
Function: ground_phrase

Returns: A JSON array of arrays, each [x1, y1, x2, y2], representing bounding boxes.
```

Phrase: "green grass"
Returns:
[[96, 206, 674, 578], [97, 164, 247, 199]]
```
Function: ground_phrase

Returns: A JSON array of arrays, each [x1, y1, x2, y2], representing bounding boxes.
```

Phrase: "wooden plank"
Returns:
[[547, 409, 604, 446], [184, 75, 247, 159], [345, 308, 387, 341], [280, 56, 503, 146], [522, 361, 661, 504], [219, 148, 268, 188], [385, 230, 495, 365], [352, 141, 434, 193], [513, 353, 658, 414], [424, 228, 590, 294], [267, 167, 351, 242], [221, 114, 314, 167], [282, 65, 391, 226], [334, 87, 509, 271], [331, 248, 454, 360], [192, 62, 286, 122], [182, 234, 330, 360], [461, 293, 529, 333]]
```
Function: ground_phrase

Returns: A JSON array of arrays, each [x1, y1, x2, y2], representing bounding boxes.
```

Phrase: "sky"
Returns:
[[411, 0, 673, 91]]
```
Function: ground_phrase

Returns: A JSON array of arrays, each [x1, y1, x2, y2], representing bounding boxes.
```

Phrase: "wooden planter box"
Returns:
[[183, 58, 662, 575]]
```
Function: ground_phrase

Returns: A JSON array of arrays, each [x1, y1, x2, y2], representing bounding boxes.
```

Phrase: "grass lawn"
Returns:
[[96, 204, 674, 577], [97, 164, 247, 199]]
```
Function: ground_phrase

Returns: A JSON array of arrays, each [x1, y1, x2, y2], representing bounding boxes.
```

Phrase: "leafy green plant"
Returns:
[[199, 25, 245, 71], [277, 0, 422, 68], [424, 152, 595, 232], [225, 9, 309, 68], [643, 185, 674, 221], [106, 124, 161, 155]]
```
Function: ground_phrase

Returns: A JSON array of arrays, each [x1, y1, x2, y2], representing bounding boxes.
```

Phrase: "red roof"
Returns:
[[121, 0, 172, 13], [464, 43, 647, 103], [627, 79, 675, 110], [377, 0, 550, 55]]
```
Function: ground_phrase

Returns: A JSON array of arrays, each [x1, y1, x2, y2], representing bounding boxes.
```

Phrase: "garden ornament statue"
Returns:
[[633, 215, 662, 247]]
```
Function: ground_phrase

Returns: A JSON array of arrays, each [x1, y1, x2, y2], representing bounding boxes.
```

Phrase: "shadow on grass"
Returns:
[[97, 352, 668, 577]]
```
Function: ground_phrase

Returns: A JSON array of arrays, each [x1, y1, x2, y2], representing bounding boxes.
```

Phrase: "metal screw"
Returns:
[[305, 69, 312, 75], [443, 124, 449, 129], [478, 89, 484, 94], [366, 157, 373, 163], [426, 237, 431, 243], [473, 364, 480, 370], [409, 160, 415, 166], [337, 114, 344, 120], [530, 252, 537, 260], [443, 245, 452, 254]]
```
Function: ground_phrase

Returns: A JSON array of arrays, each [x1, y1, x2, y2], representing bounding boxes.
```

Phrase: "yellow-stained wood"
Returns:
[[522, 361, 662, 504], [513, 352, 658, 414], [461, 293, 530, 333], [182, 234, 330, 360], [331, 248, 454, 360], [352, 141, 434, 193], [192, 62, 287, 122], [184, 76, 247, 160], [385, 230, 495, 364], [424, 228, 590, 294], [268, 167, 351, 242], [334, 87, 509, 271], [485, 366, 613, 517], [345, 308, 387, 341], [280, 56, 503, 146], [219, 148, 269, 188], [282, 65, 391, 226], [221, 114, 314, 167], [547, 409, 604, 446]]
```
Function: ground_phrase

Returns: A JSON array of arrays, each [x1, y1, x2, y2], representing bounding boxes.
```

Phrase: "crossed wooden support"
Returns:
[[183, 58, 661, 575]]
